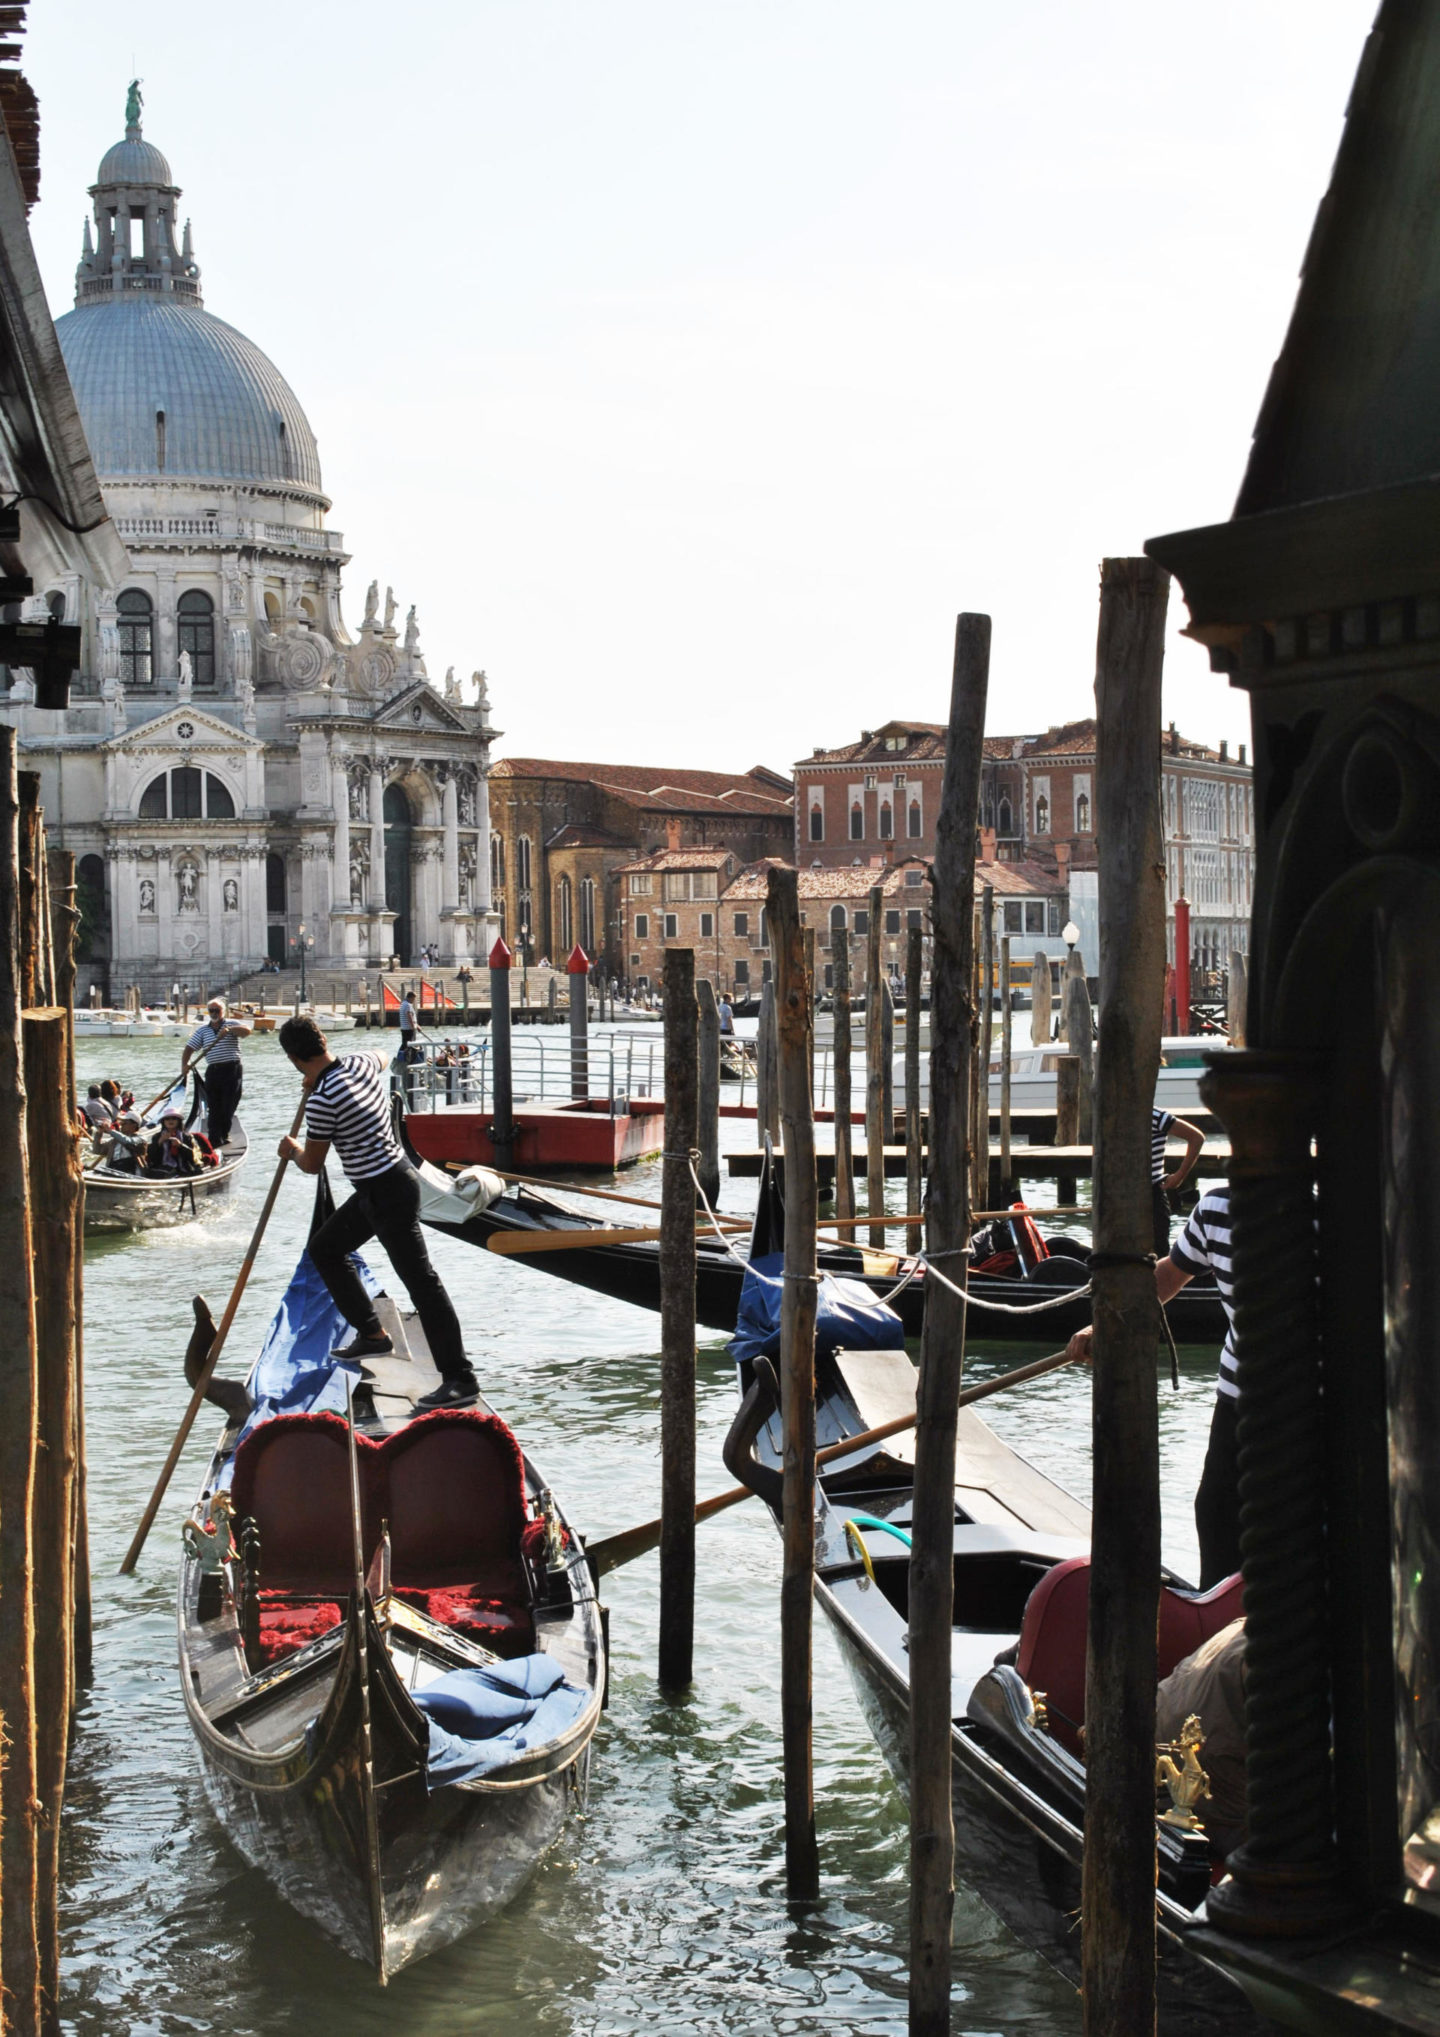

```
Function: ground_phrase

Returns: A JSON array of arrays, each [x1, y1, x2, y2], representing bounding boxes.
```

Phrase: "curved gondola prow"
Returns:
[[749, 1135, 786, 1261], [721, 1355, 783, 1514]]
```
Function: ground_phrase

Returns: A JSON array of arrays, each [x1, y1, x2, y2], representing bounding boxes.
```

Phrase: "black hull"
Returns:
[[447, 1194, 1227, 1345]]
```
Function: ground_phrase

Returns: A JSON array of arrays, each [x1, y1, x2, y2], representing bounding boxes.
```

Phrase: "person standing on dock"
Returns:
[[398, 986, 418, 1058], [1066, 1180, 1238, 1588], [1151, 1106, 1205, 1254], [181, 997, 252, 1146], [274, 1014, 478, 1410]]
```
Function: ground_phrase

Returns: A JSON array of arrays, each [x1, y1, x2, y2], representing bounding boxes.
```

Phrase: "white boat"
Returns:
[[988, 1035, 1235, 1114], [83, 1121, 249, 1233]]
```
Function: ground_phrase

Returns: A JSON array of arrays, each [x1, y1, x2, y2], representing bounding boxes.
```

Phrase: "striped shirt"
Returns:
[[1151, 1108, 1174, 1184], [188, 1019, 241, 1065], [1170, 1186, 1236, 1399], [305, 1050, 404, 1183]]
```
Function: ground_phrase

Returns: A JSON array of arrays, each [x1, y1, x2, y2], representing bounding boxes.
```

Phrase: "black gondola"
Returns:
[[415, 1124, 1227, 1346], [177, 1189, 604, 1978], [721, 1343, 1264, 2035]]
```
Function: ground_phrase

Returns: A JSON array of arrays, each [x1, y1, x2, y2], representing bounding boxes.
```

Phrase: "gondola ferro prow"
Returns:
[[721, 1356, 783, 1513], [183, 1295, 253, 1424]]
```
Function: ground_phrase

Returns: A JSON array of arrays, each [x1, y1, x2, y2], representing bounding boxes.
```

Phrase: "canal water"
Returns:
[[64, 1029, 1220, 2036]]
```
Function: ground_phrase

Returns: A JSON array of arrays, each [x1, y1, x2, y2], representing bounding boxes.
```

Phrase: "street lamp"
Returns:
[[291, 922, 315, 1004], [1062, 919, 1079, 957]]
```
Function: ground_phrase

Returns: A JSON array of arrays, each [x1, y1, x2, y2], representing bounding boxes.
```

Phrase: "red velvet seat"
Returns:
[[383, 1409, 528, 1599], [1015, 1556, 1244, 1757], [230, 1411, 379, 1594]]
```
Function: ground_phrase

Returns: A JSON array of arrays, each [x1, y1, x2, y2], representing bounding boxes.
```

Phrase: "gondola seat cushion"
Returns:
[[395, 1587, 535, 1658], [229, 1411, 379, 1594], [382, 1409, 528, 1596], [253, 1594, 344, 1665], [1016, 1556, 1244, 1757]]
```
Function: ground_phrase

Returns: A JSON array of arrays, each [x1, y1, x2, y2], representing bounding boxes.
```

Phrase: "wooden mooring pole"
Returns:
[[489, 937, 515, 1168], [658, 946, 698, 1691], [1031, 947, 1052, 1046], [769, 866, 820, 1899], [832, 932, 854, 1222], [756, 978, 780, 1150], [979, 885, 995, 1201], [999, 935, 1013, 1201], [910, 614, 989, 2035], [1066, 965, 1094, 1145], [1082, 556, 1169, 2037], [695, 976, 722, 1208], [905, 924, 923, 1218], [866, 885, 885, 1245]]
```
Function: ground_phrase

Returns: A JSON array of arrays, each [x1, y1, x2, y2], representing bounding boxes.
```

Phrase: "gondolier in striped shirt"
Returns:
[[275, 1015, 477, 1410], [1150, 1105, 1205, 1254], [1066, 1181, 1238, 1588], [181, 997, 252, 1146]]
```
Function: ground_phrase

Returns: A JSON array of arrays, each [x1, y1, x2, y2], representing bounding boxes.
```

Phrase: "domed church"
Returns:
[[1, 85, 498, 989]]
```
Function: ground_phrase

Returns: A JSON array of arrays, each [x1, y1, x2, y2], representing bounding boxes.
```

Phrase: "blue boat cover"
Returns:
[[415, 1655, 590, 1787], [728, 1251, 907, 1366], [215, 1244, 382, 1484]]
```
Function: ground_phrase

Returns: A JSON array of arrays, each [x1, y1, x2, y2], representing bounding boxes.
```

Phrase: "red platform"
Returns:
[[406, 1098, 665, 1173]]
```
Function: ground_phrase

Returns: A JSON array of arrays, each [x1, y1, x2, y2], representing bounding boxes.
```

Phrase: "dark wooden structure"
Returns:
[[1146, 5, 1440, 2022]]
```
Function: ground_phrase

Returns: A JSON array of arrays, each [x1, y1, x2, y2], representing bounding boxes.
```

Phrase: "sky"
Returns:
[[25, 1, 1378, 775]]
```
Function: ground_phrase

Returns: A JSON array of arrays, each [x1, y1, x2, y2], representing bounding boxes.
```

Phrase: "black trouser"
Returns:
[[205, 1060, 242, 1144], [1152, 1181, 1172, 1257], [1195, 1390, 1241, 1590], [309, 1162, 468, 1381]]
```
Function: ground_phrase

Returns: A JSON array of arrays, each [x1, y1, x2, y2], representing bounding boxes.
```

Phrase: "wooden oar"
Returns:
[[488, 1220, 743, 1256], [135, 1028, 230, 1120], [584, 1344, 1080, 1576], [118, 1094, 309, 1575]]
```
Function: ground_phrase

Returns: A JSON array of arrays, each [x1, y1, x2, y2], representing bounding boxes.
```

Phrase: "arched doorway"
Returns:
[[266, 852, 287, 965], [383, 783, 413, 962]]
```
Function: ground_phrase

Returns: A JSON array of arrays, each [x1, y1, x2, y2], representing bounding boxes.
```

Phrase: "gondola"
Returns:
[[83, 1119, 249, 1233], [720, 1341, 1264, 2035], [411, 1119, 1227, 1346], [177, 1180, 605, 1977]]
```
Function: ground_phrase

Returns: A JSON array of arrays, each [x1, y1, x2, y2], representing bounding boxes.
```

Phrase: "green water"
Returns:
[[64, 1030, 1219, 2035]]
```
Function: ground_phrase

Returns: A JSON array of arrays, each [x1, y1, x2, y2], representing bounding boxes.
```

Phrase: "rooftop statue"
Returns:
[[362, 579, 378, 630], [126, 78, 143, 131], [383, 586, 396, 633], [404, 606, 420, 655]]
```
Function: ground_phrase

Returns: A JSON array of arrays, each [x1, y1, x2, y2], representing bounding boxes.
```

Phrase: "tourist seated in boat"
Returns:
[[96, 1112, 146, 1172], [145, 1110, 215, 1176], [80, 1083, 113, 1128], [1156, 1617, 1247, 1857]]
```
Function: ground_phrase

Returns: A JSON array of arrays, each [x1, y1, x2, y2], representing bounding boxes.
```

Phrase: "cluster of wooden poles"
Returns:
[[642, 562, 1174, 2035], [0, 725, 90, 2037]]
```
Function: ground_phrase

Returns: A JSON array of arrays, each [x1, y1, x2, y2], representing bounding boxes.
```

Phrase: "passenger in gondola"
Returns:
[[1066, 1180, 1238, 1588], [98, 1111, 146, 1172], [146, 1108, 206, 1177], [80, 1083, 113, 1128]]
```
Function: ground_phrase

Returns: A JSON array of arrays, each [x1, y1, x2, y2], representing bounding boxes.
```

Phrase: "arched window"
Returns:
[[490, 833, 505, 892], [117, 589, 153, 686], [76, 852, 107, 962], [830, 904, 847, 933], [44, 589, 65, 621], [850, 802, 863, 841], [517, 836, 532, 890], [1035, 795, 1050, 834], [1076, 792, 1090, 832], [907, 800, 922, 838], [177, 589, 215, 687], [579, 877, 596, 957], [266, 853, 287, 914], [878, 800, 893, 841], [998, 795, 1013, 836], [557, 875, 573, 955], [809, 804, 824, 843], [137, 767, 236, 819]]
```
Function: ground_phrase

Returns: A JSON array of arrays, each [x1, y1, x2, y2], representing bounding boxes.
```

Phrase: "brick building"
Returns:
[[618, 847, 738, 993], [488, 758, 792, 977]]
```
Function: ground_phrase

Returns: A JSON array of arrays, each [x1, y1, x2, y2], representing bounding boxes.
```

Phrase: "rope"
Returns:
[[919, 1252, 1095, 1315], [1084, 1248, 1180, 1390]]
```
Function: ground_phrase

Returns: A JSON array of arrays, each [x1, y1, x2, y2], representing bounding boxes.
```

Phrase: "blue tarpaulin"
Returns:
[[728, 1252, 907, 1367], [414, 1654, 590, 1787]]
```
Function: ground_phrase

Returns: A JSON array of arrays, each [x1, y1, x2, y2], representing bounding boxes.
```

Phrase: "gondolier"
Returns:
[[276, 1014, 477, 1410], [181, 997, 252, 1146]]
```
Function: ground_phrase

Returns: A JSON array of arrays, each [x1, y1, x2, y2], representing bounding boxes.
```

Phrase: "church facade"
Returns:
[[0, 90, 498, 992]]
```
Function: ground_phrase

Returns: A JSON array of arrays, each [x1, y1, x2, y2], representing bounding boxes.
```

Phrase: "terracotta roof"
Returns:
[[1023, 718, 1097, 758], [615, 847, 737, 875], [724, 854, 1063, 904], [544, 823, 634, 851], [976, 859, 1066, 896], [492, 756, 792, 816], [798, 720, 950, 767]]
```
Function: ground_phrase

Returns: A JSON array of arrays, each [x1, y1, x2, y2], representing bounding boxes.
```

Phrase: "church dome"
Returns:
[[95, 135, 174, 187], [54, 294, 323, 493]]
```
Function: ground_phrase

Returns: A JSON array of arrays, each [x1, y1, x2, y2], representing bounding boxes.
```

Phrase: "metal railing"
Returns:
[[395, 1025, 665, 1115]]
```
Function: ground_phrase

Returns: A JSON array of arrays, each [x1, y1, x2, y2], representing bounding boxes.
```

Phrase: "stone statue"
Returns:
[[126, 79, 143, 130], [404, 606, 420, 656], [177, 862, 199, 912], [383, 586, 396, 633], [223, 877, 238, 912], [444, 665, 458, 702], [139, 877, 155, 915], [349, 848, 367, 906], [457, 771, 477, 825], [472, 669, 489, 711], [363, 580, 379, 629], [177, 647, 193, 700], [348, 773, 367, 821]]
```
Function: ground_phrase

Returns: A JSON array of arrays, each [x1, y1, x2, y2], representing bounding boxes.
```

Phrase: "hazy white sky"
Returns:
[[27, 2, 1376, 773]]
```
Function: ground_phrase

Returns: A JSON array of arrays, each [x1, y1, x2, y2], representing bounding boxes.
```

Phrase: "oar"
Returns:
[[135, 1029, 229, 1121], [118, 1093, 309, 1575], [487, 1220, 748, 1256], [585, 1344, 1080, 1576]]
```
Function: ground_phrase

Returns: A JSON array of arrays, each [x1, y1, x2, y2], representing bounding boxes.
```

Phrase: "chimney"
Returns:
[[1219, 739, 1228, 760], [979, 825, 997, 864], [1054, 840, 1071, 876], [1168, 721, 1180, 754], [665, 816, 681, 851], [1239, 742, 1247, 766]]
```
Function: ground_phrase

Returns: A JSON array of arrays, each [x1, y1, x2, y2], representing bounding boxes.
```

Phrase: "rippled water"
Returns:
[[64, 1029, 1221, 2035]]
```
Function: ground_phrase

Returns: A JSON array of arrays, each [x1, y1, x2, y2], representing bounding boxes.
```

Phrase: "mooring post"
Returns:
[[881, 972, 895, 1134], [1082, 557, 1169, 2037], [832, 933, 854, 1221], [910, 614, 989, 2035], [1030, 947, 1052, 1045], [1055, 1052, 1080, 1207], [979, 886, 995, 1202], [1066, 965, 1094, 1145], [659, 946, 698, 1691], [999, 935, 1013, 1200], [768, 865, 821, 1900], [1227, 948, 1248, 1046], [866, 885, 885, 1245], [567, 944, 590, 1100], [695, 976, 721, 1208], [0, 734, 41, 2035], [905, 924, 923, 1218], [1173, 893, 1192, 1036], [756, 978, 780, 1149], [488, 937, 515, 1169]]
